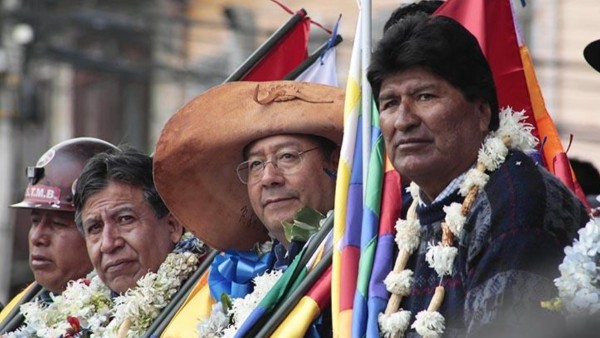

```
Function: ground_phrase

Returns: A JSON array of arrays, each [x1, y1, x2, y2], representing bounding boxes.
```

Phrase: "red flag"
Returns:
[[241, 11, 310, 81], [435, 0, 538, 138], [436, 0, 590, 208]]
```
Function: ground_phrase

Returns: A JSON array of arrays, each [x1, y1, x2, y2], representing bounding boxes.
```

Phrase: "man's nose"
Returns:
[[259, 161, 285, 186], [100, 223, 124, 253], [393, 101, 420, 132], [30, 219, 50, 247]]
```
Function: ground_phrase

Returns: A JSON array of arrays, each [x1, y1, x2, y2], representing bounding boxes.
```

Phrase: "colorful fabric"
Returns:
[[159, 271, 214, 338], [234, 230, 333, 338], [271, 266, 333, 338], [364, 160, 405, 338], [350, 104, 384, 338], [332, 14, 364, 337], [397, 151, 588, 337], [208, 248, 276, 300]]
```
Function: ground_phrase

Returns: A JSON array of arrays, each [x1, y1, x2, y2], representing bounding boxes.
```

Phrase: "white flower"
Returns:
[[412, 310, 445, 338], [443, 203, 466, 237], [425, 243, 458, 277], [554, 219, 600, 316], [460, 168, 489, 197], [496, 108, 537, 151], [384, 270, 414, 296], [378, 310, 411, 337], [228, 270, 282, 328], [259, 240, 274, 254], [478, 137, 508, 172], [197, 303, 229, 338], [6, 238, 202, 338], [394, 218, 421, 254], [408, 182, 420, 200], [201, 269, 284, 337]]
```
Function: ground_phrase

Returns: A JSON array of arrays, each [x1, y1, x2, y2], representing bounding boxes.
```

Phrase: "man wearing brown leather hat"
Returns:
[[153, 80, 343, 336]]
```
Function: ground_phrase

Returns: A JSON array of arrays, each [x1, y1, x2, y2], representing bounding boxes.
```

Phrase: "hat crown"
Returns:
[[254, 83, 334, 105]]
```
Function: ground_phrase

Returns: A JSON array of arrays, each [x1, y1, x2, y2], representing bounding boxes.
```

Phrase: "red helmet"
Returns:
[[11, 137, 117, 212]]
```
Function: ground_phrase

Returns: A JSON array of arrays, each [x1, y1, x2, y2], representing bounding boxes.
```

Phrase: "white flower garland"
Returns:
[[6, 273, 112, 338], [103, 250, 200, 337], [552, 218, 600, 316], [197, 269, 282, 338], [6, 234, 202, 338], [378, 108, 537, 337]]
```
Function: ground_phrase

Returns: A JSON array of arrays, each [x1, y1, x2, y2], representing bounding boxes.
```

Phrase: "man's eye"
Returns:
[[118, 215, 134, 223], [248, 160, 264, 171], [417, 93, 434, 101], [52, 220, 69, 228], [86, 223, 101, 235], [278, 152, 299, 163], [380, 99, 398, 111]]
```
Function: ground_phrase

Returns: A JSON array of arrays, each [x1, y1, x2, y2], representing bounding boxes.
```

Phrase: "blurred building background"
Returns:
[[0, 0, 599, 303]]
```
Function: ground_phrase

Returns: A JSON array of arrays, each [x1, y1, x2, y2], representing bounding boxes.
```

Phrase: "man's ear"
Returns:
[[477, 101, 492, 135], [165, 213, 184, 244]]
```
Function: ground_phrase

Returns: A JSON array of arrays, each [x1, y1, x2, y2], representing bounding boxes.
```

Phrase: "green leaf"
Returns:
[[221, 293, 233, 313], [282, 207, 325, 243]]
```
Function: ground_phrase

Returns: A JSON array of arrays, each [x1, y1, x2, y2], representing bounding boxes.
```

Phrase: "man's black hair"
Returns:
[[383, 0, 445, 33], [368, 13, 500, 131], [73, 146, 169, 233]]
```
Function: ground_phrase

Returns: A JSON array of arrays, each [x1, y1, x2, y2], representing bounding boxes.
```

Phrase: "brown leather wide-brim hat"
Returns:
[[153, 81, 344, 251], [584, 39, 600, 73]]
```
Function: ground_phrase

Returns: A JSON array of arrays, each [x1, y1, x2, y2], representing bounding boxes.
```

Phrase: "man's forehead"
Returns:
[[81, 182, 143, 216]]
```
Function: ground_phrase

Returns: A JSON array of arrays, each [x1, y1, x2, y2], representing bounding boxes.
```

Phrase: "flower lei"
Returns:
[[6, 232, 205, 338], [196, 241, 281, 338], [197, 207, 329, 337], [378, 108, 537, 338], [541, 217, 600, 317]]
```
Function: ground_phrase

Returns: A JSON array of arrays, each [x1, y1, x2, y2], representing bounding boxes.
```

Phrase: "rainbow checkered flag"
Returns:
[[332, 8, 388, 336]]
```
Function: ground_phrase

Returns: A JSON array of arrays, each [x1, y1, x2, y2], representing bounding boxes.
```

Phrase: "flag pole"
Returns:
[[284, 34, 343, 80], [361, 0, 373, 194], [224, 9, 308, 82], [240, 214, 334, 338], [0, 283, 43, 334], [254, 250, 333, 338]]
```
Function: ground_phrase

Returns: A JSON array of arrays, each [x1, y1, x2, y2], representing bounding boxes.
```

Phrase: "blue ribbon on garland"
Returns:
[[208, 249, 275, 300]]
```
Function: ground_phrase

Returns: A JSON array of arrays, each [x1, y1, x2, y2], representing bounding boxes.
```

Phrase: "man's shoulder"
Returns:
[[477, 150, 588, 241], [487, 150, 581, 204]]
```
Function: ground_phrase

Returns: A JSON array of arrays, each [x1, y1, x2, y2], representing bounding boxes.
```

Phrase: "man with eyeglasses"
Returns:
[[153, 81, 343, 336], [236, 136, 338, 251]]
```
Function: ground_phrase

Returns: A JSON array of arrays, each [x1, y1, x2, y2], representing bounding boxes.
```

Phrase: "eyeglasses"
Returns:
[[236, 146, 320, 184]]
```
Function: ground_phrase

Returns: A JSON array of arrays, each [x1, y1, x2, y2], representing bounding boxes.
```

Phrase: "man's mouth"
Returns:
[[104, 259, 135, 273], [30, 254, 53, 268], [395, 138, 431, 150], [263, 197, 295, 207]]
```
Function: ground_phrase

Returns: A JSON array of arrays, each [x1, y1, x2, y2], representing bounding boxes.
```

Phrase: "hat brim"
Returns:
[[584, 39, 600, 73], [153, 81, 344, 251], [11, 200, 75, 212]]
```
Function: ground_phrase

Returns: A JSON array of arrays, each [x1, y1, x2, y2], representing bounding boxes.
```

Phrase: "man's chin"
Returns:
[[105, 276, 138, 294], [261, 214, 298, 242], [34, 274, 64, 293]]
